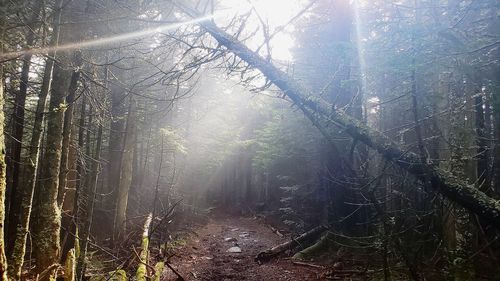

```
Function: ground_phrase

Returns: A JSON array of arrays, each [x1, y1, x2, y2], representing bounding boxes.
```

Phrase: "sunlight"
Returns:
[[353, 0, 368, 95], [218, 0, 306, 61], [0, 14, 217, 60]]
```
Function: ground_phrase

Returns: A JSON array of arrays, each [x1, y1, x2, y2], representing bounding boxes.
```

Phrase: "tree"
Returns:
[[113, 97, 136, 239], [7, 0, 64, 278], [184, 12, 500, 229], [0, 1, 10, 278], [31, 1, 86, 277]]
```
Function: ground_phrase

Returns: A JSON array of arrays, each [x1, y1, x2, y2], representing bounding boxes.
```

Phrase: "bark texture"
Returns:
[[76, 124, 103, 281], [7, 1, 64, 279], [32, 1, 86, 278], [58, 62, 82, 206], [113, 98, 136, 239], [0, 3, 9, 277], [6, 1, 43, 250]]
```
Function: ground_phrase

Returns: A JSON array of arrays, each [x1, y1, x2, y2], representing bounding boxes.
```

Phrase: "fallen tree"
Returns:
[[256, 225, 327, 262], [176, 8, 500, 229]]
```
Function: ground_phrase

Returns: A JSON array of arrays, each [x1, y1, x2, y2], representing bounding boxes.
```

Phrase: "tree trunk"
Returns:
[[58, 58, 82, 206], [113, 98, 136, 240], [76, 124, 103, 281], [0, 4, 10, 278], [106, 78, 127, 231], [192, 17, 500, 228], [61, 94, 87, 265], [7, 1, 64, 278], [6, 0, 43, 251], [475, 93, 489, 189], [32, 1, 86, 277]]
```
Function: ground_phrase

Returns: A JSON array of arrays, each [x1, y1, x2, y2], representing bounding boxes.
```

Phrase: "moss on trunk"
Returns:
[[64, 249, 76, 281], [0, 5, 9, 278], [7, 1, 64, 279], [31, 1, 86, 278]]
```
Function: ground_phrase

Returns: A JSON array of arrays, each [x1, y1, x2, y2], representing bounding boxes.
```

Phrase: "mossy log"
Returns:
[[256, 225, 327, 262], [136, 213, 152, 281], [189, 15, 500, 229]]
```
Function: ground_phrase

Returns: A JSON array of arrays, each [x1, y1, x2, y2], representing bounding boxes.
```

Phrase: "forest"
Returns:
[[0, 0, 499, 280]]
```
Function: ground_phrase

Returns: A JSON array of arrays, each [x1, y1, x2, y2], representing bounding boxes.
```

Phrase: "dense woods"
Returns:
[[0, 0, 499, 280]]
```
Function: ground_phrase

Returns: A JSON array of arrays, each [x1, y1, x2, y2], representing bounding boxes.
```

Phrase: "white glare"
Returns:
[[219, 0, 306, 61]]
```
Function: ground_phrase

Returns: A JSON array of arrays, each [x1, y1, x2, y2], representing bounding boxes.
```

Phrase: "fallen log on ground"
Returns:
[[175, 6, 500, 229], [255, 225, 327, 262], [293, 232, 335, 261]]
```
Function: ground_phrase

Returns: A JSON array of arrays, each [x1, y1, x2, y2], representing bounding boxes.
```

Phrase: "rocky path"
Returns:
[[163, 215, 323, 280]]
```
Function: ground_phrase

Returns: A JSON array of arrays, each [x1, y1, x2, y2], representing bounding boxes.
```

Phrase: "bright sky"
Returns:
[[217, 0, 307, 61], [0, 1, 307, 63]]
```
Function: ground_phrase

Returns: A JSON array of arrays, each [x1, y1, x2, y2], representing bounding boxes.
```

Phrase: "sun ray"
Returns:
[[0, 14, 218, 61]]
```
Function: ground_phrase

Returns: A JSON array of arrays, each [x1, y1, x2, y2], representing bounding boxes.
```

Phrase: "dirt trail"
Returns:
[[164, 215, 323, 280]]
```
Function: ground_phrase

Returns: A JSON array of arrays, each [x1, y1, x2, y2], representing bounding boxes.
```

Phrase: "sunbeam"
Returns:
[[0, 14, 217, 61], [353, 0, 367, 95]]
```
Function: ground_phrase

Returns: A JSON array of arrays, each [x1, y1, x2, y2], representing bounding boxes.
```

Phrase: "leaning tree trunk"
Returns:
[[0, 3, 10, 278], [185, 13, 500, 228], [7, 1, 64, 279], [31, 1, 86, 278]]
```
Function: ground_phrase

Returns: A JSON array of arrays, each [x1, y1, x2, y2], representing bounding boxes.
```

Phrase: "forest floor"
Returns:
[[163, 214, 325, 281]]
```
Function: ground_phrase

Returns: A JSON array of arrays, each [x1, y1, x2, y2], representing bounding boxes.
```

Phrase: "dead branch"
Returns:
[[292, 261, 325, 269], [165, 261, 186, 281]]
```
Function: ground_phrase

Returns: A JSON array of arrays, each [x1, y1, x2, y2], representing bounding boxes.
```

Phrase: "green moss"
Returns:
[[74, 226, 80, 259], [154, 262, 165, 281], [64, 248, 76, 281], [89, 269, 127, 281], [163, 237, 188, 255], [136, 263, 147, 281]]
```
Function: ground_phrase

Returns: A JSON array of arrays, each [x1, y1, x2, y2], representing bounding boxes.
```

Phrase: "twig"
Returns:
[[292, 261, 325, 269]]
